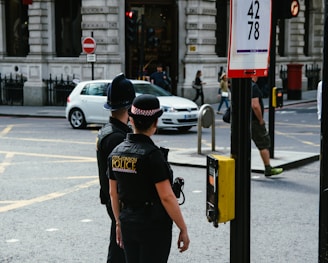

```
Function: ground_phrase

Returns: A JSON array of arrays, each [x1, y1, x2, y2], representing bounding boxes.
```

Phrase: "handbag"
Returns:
[[192, 81, 201, 90], [222, 107, 231, 123], [221, 91, 229, 97]]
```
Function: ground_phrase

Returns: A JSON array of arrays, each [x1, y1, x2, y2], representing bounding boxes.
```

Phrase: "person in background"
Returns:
[[193, 70, 206, 105], [251, 76, 283, 177], [217, 72, 230, 114], [317, 80, 322, 121], [108, 94, 190, 262], [150, 63, 171, 92], [96, 73, 136, 263]]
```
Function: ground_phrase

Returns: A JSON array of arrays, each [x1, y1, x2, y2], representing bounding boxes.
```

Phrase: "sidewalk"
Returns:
[[0, 90, 319, 172]]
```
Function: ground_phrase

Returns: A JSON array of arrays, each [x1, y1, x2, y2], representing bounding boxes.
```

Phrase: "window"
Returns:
[[215, 0, 228, 57], [55, 0, 82, 57], [5, 0, 29, 57], [81, 83, 108, 96]]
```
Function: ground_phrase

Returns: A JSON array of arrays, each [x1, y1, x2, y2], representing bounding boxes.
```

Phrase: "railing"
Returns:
[[43, 74, 79, 106], [279, 65, 288, 93], [305, 64, 321, 90], [0, 73, 26, 105]]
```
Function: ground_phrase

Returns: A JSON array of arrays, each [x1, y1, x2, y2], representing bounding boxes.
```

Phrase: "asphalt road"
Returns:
[[0, 103, 321, 262]]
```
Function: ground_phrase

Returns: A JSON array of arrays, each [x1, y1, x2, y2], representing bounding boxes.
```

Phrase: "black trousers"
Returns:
[[106, 203, 126, 263], [193, 89, 204, 104], [121, 221, 172, 263]]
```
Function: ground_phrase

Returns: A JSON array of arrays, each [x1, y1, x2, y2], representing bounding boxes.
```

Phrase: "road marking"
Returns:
[[80, 219, 93, 223], [0, 152, 14, 174], [275, 130, 320, 147], [0, 125, 13, 137], [0, 136, 95, 145], [0, 150, 95, 162], [0, 179, 98, 213], [6, 239, 19, 243], [45, 228, 59, 232]]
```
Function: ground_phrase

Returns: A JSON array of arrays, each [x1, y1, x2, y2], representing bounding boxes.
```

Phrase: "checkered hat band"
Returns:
[[131, 105, 161, 116]]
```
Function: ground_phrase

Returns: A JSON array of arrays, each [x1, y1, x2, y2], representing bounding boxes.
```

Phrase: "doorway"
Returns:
[[125, 1, 178, 94]]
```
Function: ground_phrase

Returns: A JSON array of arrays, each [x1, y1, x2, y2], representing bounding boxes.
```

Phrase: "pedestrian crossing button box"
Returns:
[[206, 154, 235, 228]]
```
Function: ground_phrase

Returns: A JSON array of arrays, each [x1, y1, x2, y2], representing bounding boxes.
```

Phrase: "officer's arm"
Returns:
[[156, 180, 190, 252], [109, 179, 123, 248]]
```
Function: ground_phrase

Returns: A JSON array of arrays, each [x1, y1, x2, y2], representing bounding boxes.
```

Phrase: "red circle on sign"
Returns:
[[82, 37, 96, 54]]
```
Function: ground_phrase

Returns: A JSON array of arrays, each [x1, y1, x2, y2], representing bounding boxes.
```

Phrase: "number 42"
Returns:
[[247, 0, 260, 40]]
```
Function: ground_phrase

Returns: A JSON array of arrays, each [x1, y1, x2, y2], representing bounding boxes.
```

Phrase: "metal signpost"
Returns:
[[319, 1, 328, 261], [227, 0, 272, 262], [82, 36, 97, 80]]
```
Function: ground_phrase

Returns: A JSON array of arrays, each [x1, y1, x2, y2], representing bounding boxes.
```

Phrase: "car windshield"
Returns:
[[133, 83, 172, 96]]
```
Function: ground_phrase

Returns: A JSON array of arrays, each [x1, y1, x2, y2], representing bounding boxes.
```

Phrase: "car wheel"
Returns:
[[69, 108, 86, 129], [177, 126, 192, 132]]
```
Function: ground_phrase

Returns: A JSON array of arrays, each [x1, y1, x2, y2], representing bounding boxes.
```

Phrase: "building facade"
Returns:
[[0, 0, 324, 105]]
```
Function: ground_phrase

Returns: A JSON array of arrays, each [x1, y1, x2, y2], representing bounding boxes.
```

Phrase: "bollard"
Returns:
[[197, 104, 215, 154]]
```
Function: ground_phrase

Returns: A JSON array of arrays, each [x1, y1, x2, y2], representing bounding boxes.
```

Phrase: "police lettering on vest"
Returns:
[[112, 156, 137, 173]]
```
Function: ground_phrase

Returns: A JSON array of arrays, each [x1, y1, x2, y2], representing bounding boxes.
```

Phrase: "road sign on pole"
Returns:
[[228, 0, 272, 78], [82, 37, 96, 54]]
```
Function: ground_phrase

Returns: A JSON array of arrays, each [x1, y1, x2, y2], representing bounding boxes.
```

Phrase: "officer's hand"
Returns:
[[116, 224, 124, 249], [177, 229, 190, 253]]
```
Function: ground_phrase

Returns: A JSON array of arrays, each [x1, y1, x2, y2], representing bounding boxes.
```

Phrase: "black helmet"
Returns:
[[104, 73, 136, 111]]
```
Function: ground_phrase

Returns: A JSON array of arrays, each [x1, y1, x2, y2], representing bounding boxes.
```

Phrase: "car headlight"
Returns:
[[162, 106, 177, 112]]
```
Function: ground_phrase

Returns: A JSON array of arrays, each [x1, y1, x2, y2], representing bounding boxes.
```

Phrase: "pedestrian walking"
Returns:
[[217, 72, 230, 114], [251, 76, 283, 176], [108, 94, 190, 263], [192, 70, 206, 104], [96, 73, 136, 263]]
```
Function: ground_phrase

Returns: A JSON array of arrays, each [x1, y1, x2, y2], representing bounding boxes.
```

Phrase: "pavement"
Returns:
[[0, 90, 320, 173]]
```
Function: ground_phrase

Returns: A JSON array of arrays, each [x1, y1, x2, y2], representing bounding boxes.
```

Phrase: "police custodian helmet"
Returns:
[[129, 94, 163, 121], [104, 73, 136, 111]]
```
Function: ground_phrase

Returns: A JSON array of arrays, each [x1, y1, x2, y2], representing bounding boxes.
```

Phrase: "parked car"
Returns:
[[65, 79, 199, 131]]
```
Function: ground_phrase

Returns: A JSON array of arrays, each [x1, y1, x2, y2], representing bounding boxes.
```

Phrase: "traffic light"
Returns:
[[274, 0, 300, 19], [125, 10, 138, 43], [146, 28, 160, 47], [272, 87, 283, 108]]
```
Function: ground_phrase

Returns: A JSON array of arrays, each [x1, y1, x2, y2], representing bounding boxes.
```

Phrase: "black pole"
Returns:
[[319, 0, 328, 261], [139, 15, 145, 79], [230, 78, 252, 263], [91, 32, 94, 80], [268, 6, 277, 158]]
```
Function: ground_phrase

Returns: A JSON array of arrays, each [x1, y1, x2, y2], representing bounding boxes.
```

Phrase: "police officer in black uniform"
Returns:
[[96, 73, 135, 263], [108, 94, 190, 263]]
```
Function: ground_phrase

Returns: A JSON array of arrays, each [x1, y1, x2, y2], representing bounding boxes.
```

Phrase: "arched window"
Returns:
[[55, 0, 82, 57], [5, 0, 29, 57]]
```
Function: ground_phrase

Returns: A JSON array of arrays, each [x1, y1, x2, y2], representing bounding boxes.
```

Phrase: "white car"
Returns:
[[65, 79, 199, 131]]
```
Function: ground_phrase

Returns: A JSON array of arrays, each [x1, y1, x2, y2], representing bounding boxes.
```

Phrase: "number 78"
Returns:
[[248, 21, 260, 40]]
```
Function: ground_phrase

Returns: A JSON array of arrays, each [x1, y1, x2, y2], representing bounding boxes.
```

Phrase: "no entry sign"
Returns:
[[82, 37, 96, 54]]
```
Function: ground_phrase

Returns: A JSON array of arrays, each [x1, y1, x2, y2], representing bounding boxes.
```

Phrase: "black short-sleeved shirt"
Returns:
[[108, 133, 172, 206], [96, 117, 132, 204], [251, 81, 264, 121]]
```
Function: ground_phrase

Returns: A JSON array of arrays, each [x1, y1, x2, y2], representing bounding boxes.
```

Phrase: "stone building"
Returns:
[[0, 0, 324, 105]]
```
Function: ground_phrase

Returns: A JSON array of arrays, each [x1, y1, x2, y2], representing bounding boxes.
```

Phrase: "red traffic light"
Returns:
[[274, 0, 300, 19], [125, 11, 137, 20]]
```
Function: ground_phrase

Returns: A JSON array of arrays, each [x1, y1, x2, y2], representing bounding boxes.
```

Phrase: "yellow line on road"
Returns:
[[0, 150, 96, 161], [0, 136, 95, 145], [0, 152, 15, 174], [0, 125, 13, 137], [275, 130, 320, 147], [0, 179, 98, 213]]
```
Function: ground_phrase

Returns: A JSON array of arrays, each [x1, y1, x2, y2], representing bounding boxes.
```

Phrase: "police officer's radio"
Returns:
[[172, 177, 185, 205]]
